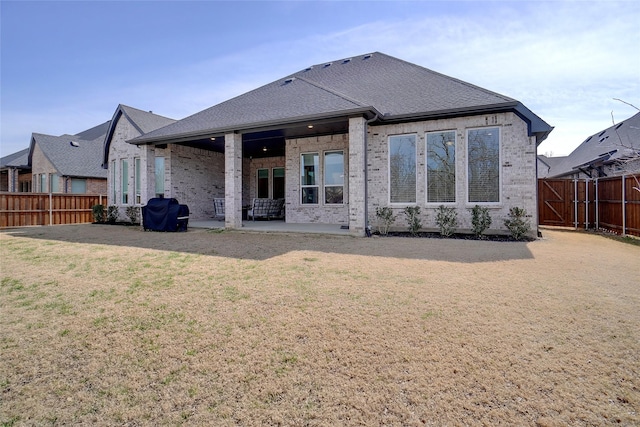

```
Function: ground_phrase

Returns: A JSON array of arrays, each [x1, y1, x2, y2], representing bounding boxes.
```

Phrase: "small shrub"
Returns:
[[106, 205, 119, 223], [504, 207, 531, 240], [91, 205, 105, 223], [470, 205, 492, 238], [125, 206, 139, 224], [404, 206, 422, 236], [435, 205, 457, 237], [375, 207, 396, 236]]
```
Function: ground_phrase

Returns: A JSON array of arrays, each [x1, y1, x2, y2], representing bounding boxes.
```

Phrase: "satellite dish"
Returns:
[[70, 141, 80, 147]]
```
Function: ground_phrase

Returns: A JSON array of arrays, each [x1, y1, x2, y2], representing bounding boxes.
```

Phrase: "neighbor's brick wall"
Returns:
[[285, 134, 349, 225], [31, 144, 57, 192], [366, 112, 538, 235], [169, 144, 225, 220], [85, 178, 107, 194]]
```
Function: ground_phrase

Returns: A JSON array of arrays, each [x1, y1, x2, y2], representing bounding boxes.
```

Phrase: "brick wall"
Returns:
[[169, 144, 225, 220], [285, 133, 350, 224], [366, 112, 538, 235]]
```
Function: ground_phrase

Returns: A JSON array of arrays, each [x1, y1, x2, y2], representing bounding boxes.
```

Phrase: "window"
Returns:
[[40, 174, 47, 193], [121, 159, 129, 204], [257, 168, 269, 198], [467, 127, 500, 203], [324, 151, 344, 204], [155, 156, 165, 197], [389, 134, 416, 203], [111, 160, 116, 201], [71, 179, 86, 194], [134, 158, 141, 204], [426, 131, 456, 203], [301, 153, 319, 204], [50, 173, 60, 193], [273, 168, 285, 199]]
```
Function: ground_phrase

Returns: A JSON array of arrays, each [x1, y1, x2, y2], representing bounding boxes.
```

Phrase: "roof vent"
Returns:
[[323, 62, 332, 68], [598, 131, 606, 137], [304, 66, 313, 72], [69, 141, 80, 147], [342, 58, 351, 64], [284, 77, 295, 84], [615, 122, 624, 130], [363, 54, 373, 60]]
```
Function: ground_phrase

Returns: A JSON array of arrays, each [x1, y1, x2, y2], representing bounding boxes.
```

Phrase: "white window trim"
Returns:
[[425, 130, 457, 206], [465, 126, 502, 206], [134, 157, 141, 205], [324, 150, 345, 205], [301, 152, 319, 205], [388, 133, 418, 206]]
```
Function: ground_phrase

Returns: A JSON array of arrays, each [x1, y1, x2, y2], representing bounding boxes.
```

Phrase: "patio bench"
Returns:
[[247, 198, 285, 221]]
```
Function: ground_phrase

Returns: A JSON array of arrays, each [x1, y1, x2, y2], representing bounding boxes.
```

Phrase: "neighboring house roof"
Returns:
[[537, 154, 567, 178], [75, 121, 111, 141], [547, 112, 640, 178], [28, 132, 108, 179], [131, 52, 553, 146], [102, 104, 177, 166], [0, 148, 30, 169]]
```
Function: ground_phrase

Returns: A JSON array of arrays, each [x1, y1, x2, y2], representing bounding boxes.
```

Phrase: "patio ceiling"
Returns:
[[173, 117, 349, 159]]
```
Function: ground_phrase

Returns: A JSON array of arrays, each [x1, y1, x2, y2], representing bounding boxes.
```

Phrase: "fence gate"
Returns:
[[538, 179, 594, 229]]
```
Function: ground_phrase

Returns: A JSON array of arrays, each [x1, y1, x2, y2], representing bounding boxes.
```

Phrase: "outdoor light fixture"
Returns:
[[308, 125, 314, 129], [210, 137, 216, 141], [262, 147, 267, 152]]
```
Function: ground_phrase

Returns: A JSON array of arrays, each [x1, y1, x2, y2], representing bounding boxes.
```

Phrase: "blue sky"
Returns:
[[1, 0, 639, 158]]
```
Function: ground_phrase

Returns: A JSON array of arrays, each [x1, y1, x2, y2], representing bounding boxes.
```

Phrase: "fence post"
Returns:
[[584, 179, 589, 230], [49, 192, 53, 226], [595, 179, 599, 230], [573, 179, 578, 228], [622, 175, 626, 237]]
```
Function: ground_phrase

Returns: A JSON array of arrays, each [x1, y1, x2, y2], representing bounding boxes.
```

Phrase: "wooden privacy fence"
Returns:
[[0, 193, 107, 228], [538, 174, 640, 237]]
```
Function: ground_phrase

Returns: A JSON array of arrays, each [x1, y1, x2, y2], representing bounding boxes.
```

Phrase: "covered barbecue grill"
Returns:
[[142, 197, 189, 232]]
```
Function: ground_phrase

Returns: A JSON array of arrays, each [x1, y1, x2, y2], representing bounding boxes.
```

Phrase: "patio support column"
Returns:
[[225, 132, 242, 229], [348, 116, 366, 235]]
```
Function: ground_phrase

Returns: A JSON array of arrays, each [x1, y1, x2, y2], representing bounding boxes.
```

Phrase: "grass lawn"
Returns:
[[1, 225, 639, 426]]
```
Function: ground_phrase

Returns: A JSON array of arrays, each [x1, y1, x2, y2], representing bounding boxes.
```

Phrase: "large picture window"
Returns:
[[426, 131, 456, 203], [50, 173, 60, 193], [467, 127, 500, 203], [71, 179, 86, 194], [121, 159, 129, 204], [389, 134, 416, 203], [155, 156, 165, 197], [324, 151, 344, 204], [301, 153, 319, 204]]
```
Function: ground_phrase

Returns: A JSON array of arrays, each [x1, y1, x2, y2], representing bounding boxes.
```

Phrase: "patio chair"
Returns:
[[213, 198, 225, 220]]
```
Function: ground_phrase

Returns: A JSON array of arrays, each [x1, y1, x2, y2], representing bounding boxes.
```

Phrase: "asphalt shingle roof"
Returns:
[[133, 52, 550, 144], [0, 148, 30, 169], [30, 129, 108, 179], [547, 112, 640, 177]]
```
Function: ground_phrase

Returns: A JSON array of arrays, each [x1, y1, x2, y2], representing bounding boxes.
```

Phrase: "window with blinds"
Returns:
[[467, 127, 500, 203], [426, 131, 456, 203], [389, 134, 417, 203]]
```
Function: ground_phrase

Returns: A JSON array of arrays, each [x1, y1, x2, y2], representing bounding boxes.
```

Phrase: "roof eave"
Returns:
[[128, 107, 382, 145]]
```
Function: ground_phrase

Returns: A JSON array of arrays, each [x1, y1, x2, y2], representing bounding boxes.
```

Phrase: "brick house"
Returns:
[[101, 104, 177, 220], [122, 52, 553, 236], [28, 121, 111, 194], [0, 148, 31, 192]]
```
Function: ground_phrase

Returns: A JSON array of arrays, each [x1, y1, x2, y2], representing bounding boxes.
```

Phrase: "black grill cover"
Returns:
[[142, 198, 189, 232]]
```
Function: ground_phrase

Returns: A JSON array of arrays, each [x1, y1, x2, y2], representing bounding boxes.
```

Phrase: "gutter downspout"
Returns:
[[364, 114, 379, 236]]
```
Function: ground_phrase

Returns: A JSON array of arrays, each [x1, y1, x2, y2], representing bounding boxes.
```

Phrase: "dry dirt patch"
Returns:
[[1, 225, 639, 426]]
